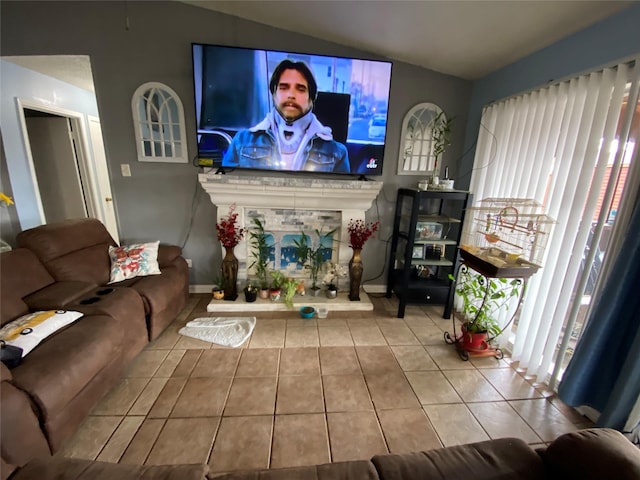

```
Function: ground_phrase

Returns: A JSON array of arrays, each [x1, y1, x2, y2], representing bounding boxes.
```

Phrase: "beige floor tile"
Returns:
[[174, 334, 213, 350], [470, 356, 512, 369], [327, 411, 387, 461], [171, 349, 203, 377], [236, 348, 280, 377], [125, 350, 169, 377], [509, 399, 578, 442], [349, 325, 387, 346], [481, 368, 543, 400], [191, 349, 242, 377], [467, 401, 542, 443], [224, 377, 277, 416], [271, 413, 330, 468], [148, 328, 180, 350], [323, 374, 373, 412], [285, 326, 320, 347], [379, 325, 421, 345], [209, 416, 273, 472], [97, 416, 145, 462], [424, 345, 475, 370], [377, 409, 442, 454], [171, 377, 232, 417], [405, 371, 462, 405], [374, 315, 408, 328], [423, 404, 489, 446], [365, 372, 421, 409], [91, 378, 149, 415], [62, 416, 122, 460], [249, 324, 286, 348], [403, 314, 437, 328], [280, 347, 320, 375], [276, 375, 324, 414], [443, 369, 503, 402], [390, 346, 438, 371], [318, 318, 348, 327], [287, 317, 318, 327], [356, 346, 402, 374], [319, 346, 361, 375], [119, 418, 165, 465], [148, 378, 186, 418], [318, 325, 354, 346], [154, 349, 186, 377], [146, 417, 219, 465], [409, 324, 448, 346], [129, 377, 169, 415]]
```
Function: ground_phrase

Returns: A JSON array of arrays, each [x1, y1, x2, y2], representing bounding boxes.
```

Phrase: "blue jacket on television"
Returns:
[[222, 111, 350, 173]]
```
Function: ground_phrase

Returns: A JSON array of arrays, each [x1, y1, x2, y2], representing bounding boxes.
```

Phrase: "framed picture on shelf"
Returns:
[[412, 244, 425, 259], [416, 221, 442, 240]]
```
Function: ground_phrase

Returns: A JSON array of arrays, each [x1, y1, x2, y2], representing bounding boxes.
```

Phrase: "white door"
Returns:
[[87, 116, 119, 243]]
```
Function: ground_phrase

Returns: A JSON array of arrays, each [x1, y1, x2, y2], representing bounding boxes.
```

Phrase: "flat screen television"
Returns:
[[192, 43, 393, 176]]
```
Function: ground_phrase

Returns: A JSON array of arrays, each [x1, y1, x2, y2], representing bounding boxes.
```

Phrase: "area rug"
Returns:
[[178, 317, 256, 348]]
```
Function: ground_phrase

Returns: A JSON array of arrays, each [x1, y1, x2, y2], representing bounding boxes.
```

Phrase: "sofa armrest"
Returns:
[[158, 245, 183, 268], [10, 457, 208, 480], [541, 428, 640, 479], [23, 281, 98, 310]]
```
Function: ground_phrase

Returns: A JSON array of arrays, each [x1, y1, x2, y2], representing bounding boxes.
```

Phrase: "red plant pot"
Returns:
[[461, 324, 488, 349]]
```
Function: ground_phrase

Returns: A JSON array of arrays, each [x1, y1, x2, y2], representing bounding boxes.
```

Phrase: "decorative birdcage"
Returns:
[[459, 198, 555, 277]]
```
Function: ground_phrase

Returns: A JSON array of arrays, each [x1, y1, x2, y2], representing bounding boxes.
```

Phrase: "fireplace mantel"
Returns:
[[198, 174, 383, 273]]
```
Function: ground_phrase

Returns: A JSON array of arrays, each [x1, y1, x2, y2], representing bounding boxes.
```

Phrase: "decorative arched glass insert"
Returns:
[[397, 102, 444, 175], [131, 82, 188, 163]]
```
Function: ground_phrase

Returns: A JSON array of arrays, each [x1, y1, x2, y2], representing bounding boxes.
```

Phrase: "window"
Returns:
[[131, 82, 188, 163]]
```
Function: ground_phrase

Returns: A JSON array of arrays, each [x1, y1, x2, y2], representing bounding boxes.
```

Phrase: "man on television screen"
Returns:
[[222, 60, 350, 173]]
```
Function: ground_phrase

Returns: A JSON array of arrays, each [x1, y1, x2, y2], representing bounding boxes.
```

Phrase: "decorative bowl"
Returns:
[[299, 306, 316, 319]]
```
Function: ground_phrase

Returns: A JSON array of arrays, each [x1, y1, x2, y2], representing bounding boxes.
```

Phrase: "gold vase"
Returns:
[[222, 246, 238, 300], [348, 248, 363, 301]]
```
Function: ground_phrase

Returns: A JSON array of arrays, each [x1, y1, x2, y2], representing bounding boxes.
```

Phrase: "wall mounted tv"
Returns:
[[192, 43, 393, 176]]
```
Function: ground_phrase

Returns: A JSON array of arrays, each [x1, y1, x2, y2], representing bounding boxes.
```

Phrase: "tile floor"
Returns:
[[60, 293, 593, 475]]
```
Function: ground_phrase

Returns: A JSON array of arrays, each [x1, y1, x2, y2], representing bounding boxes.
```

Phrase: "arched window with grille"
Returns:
[[131, 82, 188, 163]]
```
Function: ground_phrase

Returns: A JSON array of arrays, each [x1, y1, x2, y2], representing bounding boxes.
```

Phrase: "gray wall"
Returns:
[[0, 0, 471, 287]]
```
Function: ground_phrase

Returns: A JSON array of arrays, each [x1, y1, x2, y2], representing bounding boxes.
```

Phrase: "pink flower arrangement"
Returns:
[[348, 219, 380, 249], [216, 204, 245, 248]]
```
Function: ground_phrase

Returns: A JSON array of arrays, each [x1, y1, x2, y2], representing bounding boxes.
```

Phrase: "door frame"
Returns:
[[15, 98, 119, 241]]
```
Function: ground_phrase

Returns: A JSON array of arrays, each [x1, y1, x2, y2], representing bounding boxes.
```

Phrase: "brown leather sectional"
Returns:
[[0, 218, 189, 468], [3, 428, 640, 480]]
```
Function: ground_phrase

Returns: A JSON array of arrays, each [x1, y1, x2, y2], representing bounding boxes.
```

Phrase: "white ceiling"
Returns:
[[2, 1, 632, 91], [182, 0, 633, 79]]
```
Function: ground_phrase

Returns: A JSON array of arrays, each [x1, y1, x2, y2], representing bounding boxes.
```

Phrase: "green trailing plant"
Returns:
[[431, 111, 454, 173], [270, 270, 285, 290], [281, 277, 298, 309], [449, 268, 522, 339], [248, 217, 273, 289], [293, 228, 336, 290]]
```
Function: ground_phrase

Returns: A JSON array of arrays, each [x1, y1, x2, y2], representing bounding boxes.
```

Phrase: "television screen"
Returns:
[[192, 43, 392, 176]]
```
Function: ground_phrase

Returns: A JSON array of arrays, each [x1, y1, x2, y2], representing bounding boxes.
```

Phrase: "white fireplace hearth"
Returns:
[[198, 174, 383, 280]]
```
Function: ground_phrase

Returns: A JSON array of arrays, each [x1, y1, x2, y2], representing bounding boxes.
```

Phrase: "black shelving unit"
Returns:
[[386, 188, 470, 318]]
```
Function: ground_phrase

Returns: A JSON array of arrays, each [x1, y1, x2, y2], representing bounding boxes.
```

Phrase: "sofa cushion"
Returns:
[[214, 460, 379, 479], [108, 241, 161, 283], [0, 249, 55, 326], [23, 281, 98, 311], [10, 314, 124, 421], [371, 437, 544, 480], [16, 218, 116, 285], [11, 456, 209, 480], [541, 428, 640, 479]]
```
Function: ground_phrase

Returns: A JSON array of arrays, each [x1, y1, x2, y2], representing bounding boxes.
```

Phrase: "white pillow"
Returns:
[[108, 241, 161, 283], [0, 310, 84, 357]]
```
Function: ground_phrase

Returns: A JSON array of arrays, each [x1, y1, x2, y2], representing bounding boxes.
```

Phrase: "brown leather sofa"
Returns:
[[0, 218, 189, 468], [2, 428, 639, 480]]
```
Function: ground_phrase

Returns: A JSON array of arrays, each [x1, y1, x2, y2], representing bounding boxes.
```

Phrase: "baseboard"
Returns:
[[363, 284, 386, 294]]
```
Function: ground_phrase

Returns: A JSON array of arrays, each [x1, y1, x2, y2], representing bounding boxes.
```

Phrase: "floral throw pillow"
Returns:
[[108, 241, 161, 283]]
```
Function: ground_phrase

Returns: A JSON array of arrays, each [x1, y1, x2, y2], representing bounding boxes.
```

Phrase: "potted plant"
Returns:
[[322, 261, 347, 299], [270, 270, 285, 302], [243, 282, 258, 303], [449, 268, 522, 349], [212, 276, 224, 300], [269, 271, 297, 308], [293, 228, 335, 296], [281, 277, 298, 308], [248, 217, 272, 299], [431, 111, 454, 177]]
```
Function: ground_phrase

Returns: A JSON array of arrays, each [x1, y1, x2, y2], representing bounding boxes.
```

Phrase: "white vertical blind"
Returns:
[[468, 60, 636, 382]]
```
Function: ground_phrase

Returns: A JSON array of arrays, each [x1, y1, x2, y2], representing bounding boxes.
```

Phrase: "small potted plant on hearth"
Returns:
[[248, 217, 273, 299], [293, 227, 335, 296], [243, 282, 258, 303], [322, 261, 347, 299], [212, 276, 225, 300]]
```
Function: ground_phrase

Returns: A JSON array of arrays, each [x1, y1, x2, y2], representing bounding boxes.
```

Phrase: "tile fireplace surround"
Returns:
[[198, 174, 383, 296]]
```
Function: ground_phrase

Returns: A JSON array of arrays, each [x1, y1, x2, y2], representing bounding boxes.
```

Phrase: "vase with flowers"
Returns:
[[216, 204, 245, 301], [347, 219, 380, 301]]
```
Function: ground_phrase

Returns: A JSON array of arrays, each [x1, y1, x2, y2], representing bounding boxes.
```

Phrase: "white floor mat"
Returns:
[[178, 317, 256, 348]]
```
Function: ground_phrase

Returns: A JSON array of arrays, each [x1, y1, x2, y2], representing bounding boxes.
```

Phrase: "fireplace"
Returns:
[[198, 174, 383, 284]]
